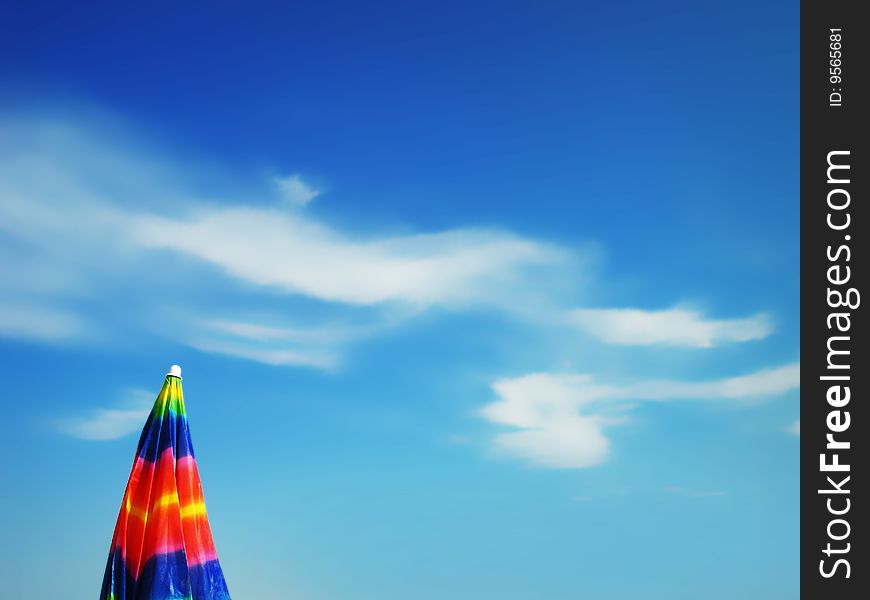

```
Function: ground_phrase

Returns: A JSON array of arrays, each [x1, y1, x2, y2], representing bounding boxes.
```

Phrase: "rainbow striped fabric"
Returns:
[[100, 373, 231, 600]]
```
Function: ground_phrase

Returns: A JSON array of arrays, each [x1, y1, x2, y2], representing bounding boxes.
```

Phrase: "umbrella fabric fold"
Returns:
[[100, 372, 231, 600]]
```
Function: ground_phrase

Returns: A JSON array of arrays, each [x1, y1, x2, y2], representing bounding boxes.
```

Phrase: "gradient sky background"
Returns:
[[0, 1, 798, 598]]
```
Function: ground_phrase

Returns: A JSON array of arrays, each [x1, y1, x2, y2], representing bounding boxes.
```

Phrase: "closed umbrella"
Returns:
[[100, 365, 231, 600]]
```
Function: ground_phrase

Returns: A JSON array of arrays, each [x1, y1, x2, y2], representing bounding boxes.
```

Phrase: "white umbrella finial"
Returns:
[[167, 364, 182, 379]]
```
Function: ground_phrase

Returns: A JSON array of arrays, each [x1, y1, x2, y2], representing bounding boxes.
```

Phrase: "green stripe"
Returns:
[[152, 376, 187, 417]]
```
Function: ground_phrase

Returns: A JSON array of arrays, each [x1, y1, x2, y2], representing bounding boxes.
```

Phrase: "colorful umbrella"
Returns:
[[100, 365, 231, 600]]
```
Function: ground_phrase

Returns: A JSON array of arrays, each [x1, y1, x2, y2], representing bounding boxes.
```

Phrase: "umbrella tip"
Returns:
[[166, 364, 182, 379]]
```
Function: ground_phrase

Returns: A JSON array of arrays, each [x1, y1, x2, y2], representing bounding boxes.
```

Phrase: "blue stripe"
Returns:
[[100, 550, 231, 599], [190, 560, 232, 600], [135, 550, 192, 600], [135, 410, 195, 462]]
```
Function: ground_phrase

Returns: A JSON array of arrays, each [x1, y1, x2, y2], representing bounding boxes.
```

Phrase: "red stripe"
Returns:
[[176, 455, 219, 564], [109, 448, 224, 573], [111, 449, 187, 576]]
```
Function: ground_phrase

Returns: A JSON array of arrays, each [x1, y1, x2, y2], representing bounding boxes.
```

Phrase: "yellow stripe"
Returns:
[[180, 501, 207, 519], [125, 492, 178, 522], [125, 494, 204, 521], [155, 491, 179, 510], [126, 495, 147, 521]]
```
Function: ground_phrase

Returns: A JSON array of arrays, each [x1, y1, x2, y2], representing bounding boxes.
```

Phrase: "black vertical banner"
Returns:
[[801, 0, 867, 597]]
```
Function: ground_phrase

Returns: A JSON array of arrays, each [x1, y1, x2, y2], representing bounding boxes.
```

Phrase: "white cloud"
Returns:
[[0, 302, 91, 342], [491, 418, 612, 469], [788, 419, 800, 436], [614, 363, 800, 401], [180, 315, 398, 368], [274, 174, 321, 207], [56, 389, 152, 441], [0, 113, 568, 366], [480, 363, 800, 469], [204, 319, 337, 343], [186, 338, 338, 369], [0, 111, 785, 379], [134, 208, 563, 308], [568, 307, 772, 348]]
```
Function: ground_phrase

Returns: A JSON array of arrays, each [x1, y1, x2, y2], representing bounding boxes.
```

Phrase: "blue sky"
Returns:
[[0, 1, 798, 598]]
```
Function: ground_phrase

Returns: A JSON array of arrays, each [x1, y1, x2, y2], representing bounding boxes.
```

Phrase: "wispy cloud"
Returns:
[[56, 389, 152, 441], [274, 174, 321, 207], [0, 111, 784, 378], [480, 363, 800, 469], [788, 419, 800, 436], [568, 307, 773, 348], [186, 338, 338, 369], [134, 208, 563, 308], [0, 113, 568, 365], [181, 315, 398, 368], [0, 302, 91, 343]]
